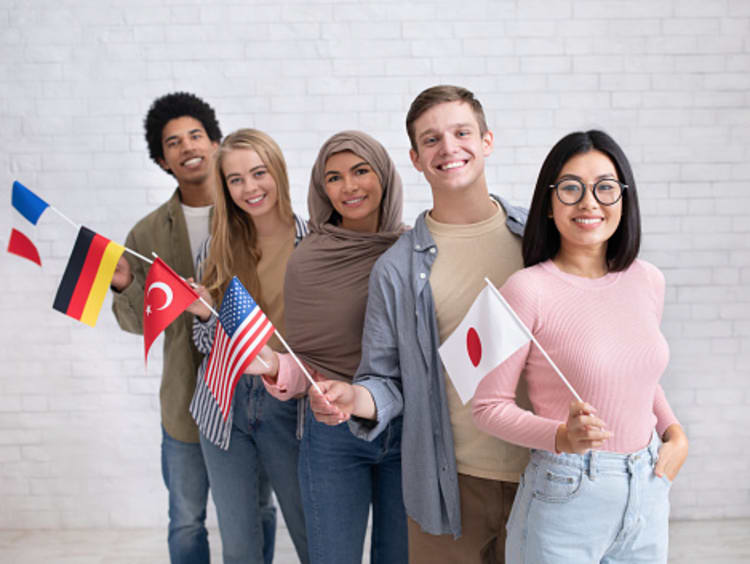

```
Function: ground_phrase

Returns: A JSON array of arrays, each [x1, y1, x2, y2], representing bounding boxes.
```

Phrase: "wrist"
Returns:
[[555, 423, 570, 454], [352, 385, 376, 420]]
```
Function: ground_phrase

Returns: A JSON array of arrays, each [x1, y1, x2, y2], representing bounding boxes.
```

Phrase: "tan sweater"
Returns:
[[425, 200, 529, 482]]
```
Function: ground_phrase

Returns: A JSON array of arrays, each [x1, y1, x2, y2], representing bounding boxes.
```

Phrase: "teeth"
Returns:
[[248, 194, 265, 204], [183, 157, 202, 167], [441, 161, 464, 170], [344, 197, 364, 204], [574, 218, 602, 224]]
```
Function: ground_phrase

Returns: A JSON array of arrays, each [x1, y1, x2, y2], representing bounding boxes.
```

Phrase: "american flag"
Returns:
[[205, 277, 274, 419]]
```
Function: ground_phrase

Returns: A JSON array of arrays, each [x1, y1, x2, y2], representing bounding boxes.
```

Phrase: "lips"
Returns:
[[182, 156, 203, 169], [437, 160, 467, 171], [246, 193, 267, 206], [342, 196, 366, 206]]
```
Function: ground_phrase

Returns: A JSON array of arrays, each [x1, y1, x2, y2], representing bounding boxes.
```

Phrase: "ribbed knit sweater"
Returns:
[[472, 259, 679, 454]]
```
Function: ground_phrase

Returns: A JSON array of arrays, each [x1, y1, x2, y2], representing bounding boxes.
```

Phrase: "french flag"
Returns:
[[6, 181, 49, 266]]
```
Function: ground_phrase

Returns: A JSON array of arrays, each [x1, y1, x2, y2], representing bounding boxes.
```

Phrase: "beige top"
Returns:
[[257, 227, 296, 353], [425, 200, 530, 482]]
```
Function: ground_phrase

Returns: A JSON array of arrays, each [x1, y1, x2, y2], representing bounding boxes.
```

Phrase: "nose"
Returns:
[[578, 184, 599, 209], [342, 173, 358, 193], [438, 135, 458, 155]]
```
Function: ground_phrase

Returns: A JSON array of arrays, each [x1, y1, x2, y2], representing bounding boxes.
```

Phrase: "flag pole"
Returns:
[[48, 205, 80, 230], [272, 329, 324, 396], [483, 278, 583, 403]]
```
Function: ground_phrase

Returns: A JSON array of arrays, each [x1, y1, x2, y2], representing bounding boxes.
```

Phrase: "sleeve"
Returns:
[[653, 384, 679, 436], [262, 353, 311, 401], [348, 260, 405, 441], [472, 272, 561, 452], [111, 228, 148, 334], [193, 315, 217, 356]]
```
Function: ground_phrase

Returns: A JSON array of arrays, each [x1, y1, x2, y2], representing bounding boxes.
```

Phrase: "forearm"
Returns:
[[351, 384, 376, 420]]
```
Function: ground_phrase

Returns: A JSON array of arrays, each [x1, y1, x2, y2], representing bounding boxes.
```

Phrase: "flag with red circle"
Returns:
[[439, 284, 530, 404]]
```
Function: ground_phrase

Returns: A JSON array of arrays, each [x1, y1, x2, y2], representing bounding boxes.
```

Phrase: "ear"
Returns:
[[157, 157, 171, 173], [482, 129, 494, 157], [409, 148, 423, 173]]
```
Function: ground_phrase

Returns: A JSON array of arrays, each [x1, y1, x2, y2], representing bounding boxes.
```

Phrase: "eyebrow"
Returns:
[[225, 165, 266, 177], [558, 173, 618, 181], [163, 128, 203, 144], [325, 161, 369, 176], [417, 123, 474, 141]]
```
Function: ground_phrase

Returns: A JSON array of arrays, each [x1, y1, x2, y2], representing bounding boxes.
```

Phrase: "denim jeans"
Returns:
[[200, 374, 309, 564], [161, 426, 210, 564], [507, 432, 671, 564], [299, 406, 407, 564]]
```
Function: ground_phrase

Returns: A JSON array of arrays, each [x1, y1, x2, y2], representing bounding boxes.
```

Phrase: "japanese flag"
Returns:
[[439, 284, 531, 404]]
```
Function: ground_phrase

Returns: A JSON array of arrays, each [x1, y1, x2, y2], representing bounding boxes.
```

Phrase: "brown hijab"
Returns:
[[284, 131, 406, 382]]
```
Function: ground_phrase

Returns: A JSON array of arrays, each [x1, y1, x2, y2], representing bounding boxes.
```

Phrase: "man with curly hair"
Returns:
[[111, 93, 275, 563]]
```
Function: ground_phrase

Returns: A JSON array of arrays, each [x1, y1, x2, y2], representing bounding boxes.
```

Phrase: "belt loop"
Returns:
[[588, 450, 597, 480]]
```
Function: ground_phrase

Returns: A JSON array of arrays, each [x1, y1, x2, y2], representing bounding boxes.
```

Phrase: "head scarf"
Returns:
[[284, 131, 407, 382]]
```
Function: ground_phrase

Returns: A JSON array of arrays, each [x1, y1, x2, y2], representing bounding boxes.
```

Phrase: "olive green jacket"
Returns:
[[112, 189, 204, 443]]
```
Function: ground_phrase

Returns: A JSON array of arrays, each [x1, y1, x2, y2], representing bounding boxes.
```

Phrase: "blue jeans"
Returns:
[[161, 426, 210, 564], [200, 375, 309, 564], [299, 406, 407, 564], [507, 432, 671, 563]]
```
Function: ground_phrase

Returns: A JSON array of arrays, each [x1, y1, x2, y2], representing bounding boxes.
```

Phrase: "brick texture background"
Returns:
[[1, 0, 748, 528]]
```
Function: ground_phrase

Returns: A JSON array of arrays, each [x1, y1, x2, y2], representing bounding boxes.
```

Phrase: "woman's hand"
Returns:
[[555, 400, 613, 454], [185, 278, 212, 321], [245, 345, 279, 379], [654, 424, 688, 482], [309, 380, 356, 425]]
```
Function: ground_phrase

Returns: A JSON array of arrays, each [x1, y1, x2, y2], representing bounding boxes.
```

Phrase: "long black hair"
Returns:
[[522, 130, 641, 271]]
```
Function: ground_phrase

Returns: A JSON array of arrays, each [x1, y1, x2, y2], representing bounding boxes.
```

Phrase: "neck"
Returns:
[[553, 244, 609, 278], [340, 212, 380, 233], [429, 182, 495, 225], [178, 178, 215, 207], [253, 207, 290, 238]]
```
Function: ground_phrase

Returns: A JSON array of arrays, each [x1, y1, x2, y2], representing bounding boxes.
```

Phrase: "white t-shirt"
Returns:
[[181, 204, 212, 264]]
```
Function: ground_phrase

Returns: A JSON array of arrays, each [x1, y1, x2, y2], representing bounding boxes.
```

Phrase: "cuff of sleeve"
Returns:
[[347, 377, 401, 441]]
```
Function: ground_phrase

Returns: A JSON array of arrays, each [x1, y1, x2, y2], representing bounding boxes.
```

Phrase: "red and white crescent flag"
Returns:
[[439, 284, 530, 404], [143, 257, 199, 363]]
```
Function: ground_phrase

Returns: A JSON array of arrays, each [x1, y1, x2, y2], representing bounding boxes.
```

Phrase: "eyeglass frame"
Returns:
[[548, 177, 628, 206]]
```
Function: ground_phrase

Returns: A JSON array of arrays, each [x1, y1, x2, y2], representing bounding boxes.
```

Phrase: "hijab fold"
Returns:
[[284, 131, 405, 382]]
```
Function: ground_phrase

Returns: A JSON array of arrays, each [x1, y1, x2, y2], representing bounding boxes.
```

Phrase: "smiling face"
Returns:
[[221, 148, 279, 220], [551, 149, 623, 259], [158, 116, 219, 187], [323, 150, 383, 233], [409, 100, 494, 197]]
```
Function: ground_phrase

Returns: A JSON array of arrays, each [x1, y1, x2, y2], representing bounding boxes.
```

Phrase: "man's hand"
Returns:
[[111, 256, 133, 292]]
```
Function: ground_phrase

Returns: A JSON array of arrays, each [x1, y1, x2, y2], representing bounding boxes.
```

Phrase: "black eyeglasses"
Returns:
[[549, 178, 627, 206]]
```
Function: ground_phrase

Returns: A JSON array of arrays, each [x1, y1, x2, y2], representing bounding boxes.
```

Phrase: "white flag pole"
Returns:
[[272, 329, 324, 396], [483, 277, 583, 403], [48, 205, 80, 229]]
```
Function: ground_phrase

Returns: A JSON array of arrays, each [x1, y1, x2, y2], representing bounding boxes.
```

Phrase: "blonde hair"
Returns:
[[201, 128, 293, 306]]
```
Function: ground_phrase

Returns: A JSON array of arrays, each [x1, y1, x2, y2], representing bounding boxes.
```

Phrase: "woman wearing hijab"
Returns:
[[257, 131, 409, 564]]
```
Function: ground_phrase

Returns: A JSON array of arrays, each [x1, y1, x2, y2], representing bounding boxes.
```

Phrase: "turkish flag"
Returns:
[[143, 257, 199, 364]]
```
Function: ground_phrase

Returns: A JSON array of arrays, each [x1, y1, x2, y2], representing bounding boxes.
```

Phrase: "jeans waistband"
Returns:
[[530, 431, 661, 479]]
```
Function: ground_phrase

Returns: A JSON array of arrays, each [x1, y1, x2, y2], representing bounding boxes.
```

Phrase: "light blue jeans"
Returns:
[[299, 407, 407, 564], [507, 432, 671, 564], [200, 374, 309, 564], [161, 426, 210, 564]]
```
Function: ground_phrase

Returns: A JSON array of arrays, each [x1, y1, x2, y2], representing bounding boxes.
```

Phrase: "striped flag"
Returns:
[[53, 226, 125, 327], [11, 180, 49, 225], [205, 277, 274, 420], [7, 228, 42, 266]]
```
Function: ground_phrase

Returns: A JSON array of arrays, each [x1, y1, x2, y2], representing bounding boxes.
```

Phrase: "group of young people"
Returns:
[[110, 84, 688, 564]]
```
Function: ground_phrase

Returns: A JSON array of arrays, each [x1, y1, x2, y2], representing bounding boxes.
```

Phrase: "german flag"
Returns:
[[53, 226, 125, 327]]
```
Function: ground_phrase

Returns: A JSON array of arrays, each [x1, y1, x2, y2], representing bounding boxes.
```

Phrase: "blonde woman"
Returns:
[[187, 129, 308, 564]]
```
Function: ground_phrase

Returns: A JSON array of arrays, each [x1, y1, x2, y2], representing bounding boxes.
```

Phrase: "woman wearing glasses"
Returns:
[[472, 130, 688, 563]]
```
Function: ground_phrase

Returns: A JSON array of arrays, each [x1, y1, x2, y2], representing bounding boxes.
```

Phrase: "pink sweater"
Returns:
[[472, 259, 679, 454], [263, 353, 310, 401]]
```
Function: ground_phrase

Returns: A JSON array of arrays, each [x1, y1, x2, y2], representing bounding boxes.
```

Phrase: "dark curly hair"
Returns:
[[144, 92, 222, 173]]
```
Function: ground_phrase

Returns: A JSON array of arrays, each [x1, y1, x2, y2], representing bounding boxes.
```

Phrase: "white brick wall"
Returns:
[[1, 0, 748, 527]]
